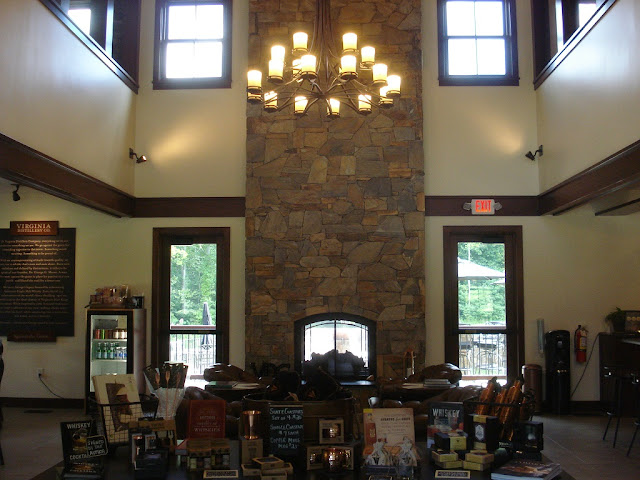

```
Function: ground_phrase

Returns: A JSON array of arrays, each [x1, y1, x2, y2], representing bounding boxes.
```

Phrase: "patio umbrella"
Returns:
[[457, 258, 504, 281], [201, 302, 214, 348]]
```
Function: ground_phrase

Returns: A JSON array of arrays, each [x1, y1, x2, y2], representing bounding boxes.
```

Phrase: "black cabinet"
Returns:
[[599, 333, 640, 416]]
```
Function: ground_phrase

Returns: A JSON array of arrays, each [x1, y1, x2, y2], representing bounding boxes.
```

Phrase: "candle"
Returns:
[[292, 32, 308, 53], [300, 54, 317, 79], [340, 55, 357, 80], [372, 63, 387, 85], [358, 94, 372, 114], [327, 98, 340, 117], [294, 96, 308, 115], [264, 91, 277, 111], [361, 46, 375, 67], [268, 59, 284, 82], [379, 86, 393, 107], [386, 74, 401, 97], [342, 32, 357, 52], [247, 70, 262, 93], [271, 45, 285, 62]]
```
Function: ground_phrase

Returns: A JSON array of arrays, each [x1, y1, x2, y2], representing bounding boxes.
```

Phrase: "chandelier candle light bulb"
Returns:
[[379, 86, 393, 107], [271, 45, 286, 62], [294, 96, 308, 115], [360, 46, 375, 68], [358, 94, 372, 114], [264, 91, 278, 111], [340, 55, 357, 80], [268, 59, 284, 82], [293, 32, 308, 54], [342, 32, 357, 52], [301, 54, 317, 79], [247, 70, 262, 93], [372, 63, 387, 85], [328, 98, 340, 117], [386, 74, 401, 97]]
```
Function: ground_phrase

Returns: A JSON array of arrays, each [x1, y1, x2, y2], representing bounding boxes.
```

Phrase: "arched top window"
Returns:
[[294, 313, 376, 381]]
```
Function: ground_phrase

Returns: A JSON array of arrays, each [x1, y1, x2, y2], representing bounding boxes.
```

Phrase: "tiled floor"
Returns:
[[0, 408, 639, 479]]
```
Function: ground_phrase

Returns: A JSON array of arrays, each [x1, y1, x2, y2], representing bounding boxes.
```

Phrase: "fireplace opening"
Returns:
[[294, 313, 376, 381]]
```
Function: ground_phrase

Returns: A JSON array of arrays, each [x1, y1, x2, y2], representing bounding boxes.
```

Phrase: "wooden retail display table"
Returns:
[[29, 445, 576, 480]]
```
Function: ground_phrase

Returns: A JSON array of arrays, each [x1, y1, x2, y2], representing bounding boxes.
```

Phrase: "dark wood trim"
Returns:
[[151, 227, 231, 367], [38, 0, 140, 93], [1, 397, 84, 409], [135, 197, 245, 217], [538, 139, 640, 215], [594, 196, 640, 216], [0, 132, 135, 217], [443, 226, 525, 383], [425, 196, 539, 216], [533, 0, 617, 89]]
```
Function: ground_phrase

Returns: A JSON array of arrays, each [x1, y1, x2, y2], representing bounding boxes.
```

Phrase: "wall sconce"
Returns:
[[525, 145, 543, 161], [11, 184, 20, 201], [129, 148, 147, 163]]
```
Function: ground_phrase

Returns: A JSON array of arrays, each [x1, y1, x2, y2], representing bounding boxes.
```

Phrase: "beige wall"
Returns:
[[425, 209, 640, 401], [132, 0, 249, 198], [0, 184, 245, 399], [0, 0, 137, 192], [536, 0, 640, 190]]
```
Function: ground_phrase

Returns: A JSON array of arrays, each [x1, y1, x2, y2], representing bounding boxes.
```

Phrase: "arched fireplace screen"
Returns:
[[294, 313, 376, 380]]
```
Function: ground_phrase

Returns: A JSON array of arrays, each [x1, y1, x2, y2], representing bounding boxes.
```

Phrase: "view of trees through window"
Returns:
[[170, 244, 218, 327], [457, 241, 505, 327]]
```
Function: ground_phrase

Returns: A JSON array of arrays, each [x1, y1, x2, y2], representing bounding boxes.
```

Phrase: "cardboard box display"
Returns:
[[241, 463, 261, 477], [464, 414, 500, 452], [464, 450, 494, 464], [434, 459, 463, 469], [240, 438, 263, 464], [434, 431, 468, 451], [463, 460, 491, 471], [252, 456, 284, 471], [431, 449, 460, 463]]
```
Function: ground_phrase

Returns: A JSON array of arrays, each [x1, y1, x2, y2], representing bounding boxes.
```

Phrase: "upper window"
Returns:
[[437, 0, 519, 86], [153, 0, 232, 90]]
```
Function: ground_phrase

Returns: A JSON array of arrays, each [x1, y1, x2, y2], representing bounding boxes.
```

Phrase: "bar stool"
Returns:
[[602, 366, 629, 448], [627, 373, 640, 456]]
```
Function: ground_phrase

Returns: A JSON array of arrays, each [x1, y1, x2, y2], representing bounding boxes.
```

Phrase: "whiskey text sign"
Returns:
[[0, 227, 75, 336]]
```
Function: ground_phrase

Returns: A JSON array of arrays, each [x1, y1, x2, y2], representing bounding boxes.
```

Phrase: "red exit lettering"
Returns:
[[471, 199, 495, 215]]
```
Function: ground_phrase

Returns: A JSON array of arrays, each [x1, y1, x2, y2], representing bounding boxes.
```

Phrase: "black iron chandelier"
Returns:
[[246, 0, 402, 117]]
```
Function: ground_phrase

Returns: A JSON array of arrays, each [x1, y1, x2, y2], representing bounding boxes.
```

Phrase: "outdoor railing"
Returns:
[[169, 333, 216, 378]]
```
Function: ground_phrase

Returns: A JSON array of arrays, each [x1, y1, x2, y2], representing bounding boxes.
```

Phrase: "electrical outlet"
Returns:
[[36, 368, 44, 377]]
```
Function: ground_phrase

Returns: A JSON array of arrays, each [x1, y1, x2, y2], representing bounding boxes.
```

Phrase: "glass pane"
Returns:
[[459, 332, 507, 379], [304, 320, 369, 377], [195, 5, 224, 39], [457, 242, 505, 327], [448, 39, 477, 75], [477, 39, 506, 75], [475, 2, 504, 36], [168, 5, 197, 40], [194, 42, 223, 77], [169, 333, 217, 377], [68, 8, 92, 36], [578, 4, 597, 27], [446, 1, 476, 36], [166, 42, 195, 78], [169, 243, 218, 326]]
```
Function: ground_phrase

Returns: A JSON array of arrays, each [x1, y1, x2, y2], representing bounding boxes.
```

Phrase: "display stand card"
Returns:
[[92, 373, 143, 446], [427, 402, 464, 447], [362, 408, 419, 468], [268, 404, 303, 457], [187, 399, 226, 439]]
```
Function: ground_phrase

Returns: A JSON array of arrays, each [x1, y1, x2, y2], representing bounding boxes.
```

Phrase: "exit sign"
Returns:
[[471, 199, 496, 215]]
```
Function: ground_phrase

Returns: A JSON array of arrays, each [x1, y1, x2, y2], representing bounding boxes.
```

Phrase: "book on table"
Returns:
[[490, 458, 562, 480]]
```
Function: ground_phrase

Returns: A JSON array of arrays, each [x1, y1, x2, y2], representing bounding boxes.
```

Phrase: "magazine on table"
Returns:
[[490, 458, 562, 480]]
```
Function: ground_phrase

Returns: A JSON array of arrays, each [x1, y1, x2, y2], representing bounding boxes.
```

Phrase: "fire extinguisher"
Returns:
[[575, 325, 588, 362]]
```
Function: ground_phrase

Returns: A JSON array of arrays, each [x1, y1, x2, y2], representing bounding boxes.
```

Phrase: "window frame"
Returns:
[[437, 0, 519, 86], [153, 0, 233, 90], [443, 226, 524, 382], [151, 227, 231, 368]]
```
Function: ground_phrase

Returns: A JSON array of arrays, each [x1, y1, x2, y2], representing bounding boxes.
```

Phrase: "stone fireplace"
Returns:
[[245, 0, 425, 378]]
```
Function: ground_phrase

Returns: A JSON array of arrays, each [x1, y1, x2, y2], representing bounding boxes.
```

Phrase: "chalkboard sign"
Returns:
[[86, 435, 108, 457], [268, 404, 304, 456]]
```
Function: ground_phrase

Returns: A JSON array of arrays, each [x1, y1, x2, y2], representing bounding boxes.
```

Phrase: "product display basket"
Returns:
[[89, 395, 158, 449]]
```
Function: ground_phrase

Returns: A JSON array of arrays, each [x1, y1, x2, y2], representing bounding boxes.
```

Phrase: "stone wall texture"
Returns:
[[246, 0, 425, 377]]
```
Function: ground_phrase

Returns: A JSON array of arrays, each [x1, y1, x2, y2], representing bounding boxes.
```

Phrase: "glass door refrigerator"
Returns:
[[85, 308, 146, 410]]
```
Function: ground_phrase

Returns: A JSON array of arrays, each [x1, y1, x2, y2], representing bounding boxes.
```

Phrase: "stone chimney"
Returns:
[[245, 0, 425, 377]]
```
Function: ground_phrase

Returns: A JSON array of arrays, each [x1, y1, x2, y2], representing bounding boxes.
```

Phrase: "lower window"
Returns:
[[443, 226, 524, 384], [152, 227, 230, 385]]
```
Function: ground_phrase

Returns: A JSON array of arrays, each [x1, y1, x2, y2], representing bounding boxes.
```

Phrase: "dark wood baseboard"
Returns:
[[1, 396, 84, 409]]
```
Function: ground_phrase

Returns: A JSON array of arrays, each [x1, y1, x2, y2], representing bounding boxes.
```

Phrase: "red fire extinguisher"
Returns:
[[575, 325, 588, 362]]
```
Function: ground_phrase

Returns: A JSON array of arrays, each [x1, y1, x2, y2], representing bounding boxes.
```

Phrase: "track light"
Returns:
[[129, 148, 147, 164], [11, 184, 20, 201], [525, 145, 543, 161]]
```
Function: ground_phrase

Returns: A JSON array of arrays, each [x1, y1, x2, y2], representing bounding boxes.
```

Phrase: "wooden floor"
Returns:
[[0, 407, 639, 479]]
